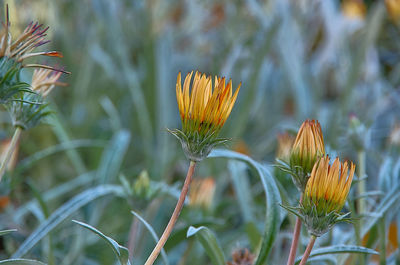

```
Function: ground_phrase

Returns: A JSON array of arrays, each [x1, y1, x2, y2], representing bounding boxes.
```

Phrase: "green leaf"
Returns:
[[0, 259, 47, 265], [48, 114, 88, 174], [227, 161, 261, 249], [96, 130, 131, 184], [295, 245, 379, 264], [16, 140, 105, 173], [164, 218, 224, 252], [361, 186, 400, 237], [88, 131, 131, 225], [131, 211, 169, 265], [228, 161, 255, 223], [72, 220, 131, 265], [187, 226, 226, 265], [209, 149, 281, 264], [12, 185, 124, 258], [245, 222, 261, 250], [0, 229, 17, 236], [14, 171, 96, 222]]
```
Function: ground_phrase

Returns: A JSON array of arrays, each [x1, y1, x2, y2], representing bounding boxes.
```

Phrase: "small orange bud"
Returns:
[[342, 0, 366, 19], [276, 132, 295, 162], [386, 0, 400, 21], [189, 177, 216, 209], [289, 120, 325, 190]]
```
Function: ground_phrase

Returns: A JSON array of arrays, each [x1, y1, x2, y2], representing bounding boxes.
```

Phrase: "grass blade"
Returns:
[[0, 259, 46, 265], [0, 229, 17, 236], [12, 185, 124, 258]]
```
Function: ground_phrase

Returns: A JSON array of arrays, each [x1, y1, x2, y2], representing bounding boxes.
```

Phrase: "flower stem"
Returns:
[[0, 127, 22, 182], [286, 193, 304, 265], [379, 215, 386, 265], [357, 150, 366, 217], [356, 150, 366, 265], [144, 160, 196, 265], [299, 235, 316, 265]]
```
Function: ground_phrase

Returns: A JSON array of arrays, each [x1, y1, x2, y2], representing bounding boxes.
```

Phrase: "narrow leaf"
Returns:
[[0, 259, 46, 265], [209, 149, 281, 264], [187, 226, 226, 265], [73, 220, 130, 265], [295, 245, 379, 264], [0, 229, 17, 236], [12, 185, 124, 258], [131, 211, 169, 265]]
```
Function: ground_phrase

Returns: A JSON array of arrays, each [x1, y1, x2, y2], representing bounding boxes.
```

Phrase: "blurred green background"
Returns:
[[0, 0, 400, 264]]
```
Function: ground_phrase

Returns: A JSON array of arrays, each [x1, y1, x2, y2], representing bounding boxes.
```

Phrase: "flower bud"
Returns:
[[386, 0, 400, 22], [301, 156, 355, 236], [189, 177, 216, 209], [276, 132, 295, 163], [289, 120, 325, 191], [342, 0, 366, 19], [170, 71, 240, 161]]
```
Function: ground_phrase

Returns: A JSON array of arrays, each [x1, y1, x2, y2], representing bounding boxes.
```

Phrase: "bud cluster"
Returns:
[[278, 119, 356, 237]]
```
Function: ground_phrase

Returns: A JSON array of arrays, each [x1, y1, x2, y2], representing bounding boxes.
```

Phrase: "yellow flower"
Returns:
[[305, 156, 355, 213], [171, 71, 240, 161], [176, 71, 240, 138], [386, 0, 400, 21], [289, 120, 325, 190], [31, 69, 66, 97], [300, 156, 355, 236], [342, 0, 366, 19]]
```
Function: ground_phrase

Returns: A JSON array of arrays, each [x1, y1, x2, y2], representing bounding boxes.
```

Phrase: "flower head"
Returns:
[[386, 0, 400, 21], [189, 177, 216, 209], [289, 120, 325, 191], [276, 132, 295, 162], [171, 71, 240, 161], [7, 69, 66, 130], [342, 0, 366, 19], [300, 156, 355, 236], [0, 5, 68, 103], [31, 69, 66, 97], [0, 10, 63, 63]]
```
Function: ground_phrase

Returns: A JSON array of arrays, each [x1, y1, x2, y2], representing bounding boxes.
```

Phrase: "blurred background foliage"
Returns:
[[0, 0, 400, 264]]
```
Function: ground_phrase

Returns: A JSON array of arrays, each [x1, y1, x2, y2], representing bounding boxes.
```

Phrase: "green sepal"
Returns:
[[0, 57, 32, 104], [6, 92, 53, 130], [280, 201, 354, 237], [168, 128, 229, 161], [275, 158, 309, 192]]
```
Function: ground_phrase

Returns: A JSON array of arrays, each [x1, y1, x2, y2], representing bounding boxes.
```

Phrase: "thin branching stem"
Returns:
[[144, 160, 196, 265], [299, 235, 316, 265], [286, 193, 304, 265], [0, 127, 22, 182]]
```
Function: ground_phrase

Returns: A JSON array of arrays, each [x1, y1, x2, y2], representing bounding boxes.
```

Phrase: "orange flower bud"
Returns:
[[289, 120, 325, 191]]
